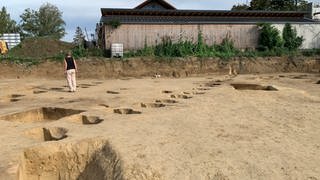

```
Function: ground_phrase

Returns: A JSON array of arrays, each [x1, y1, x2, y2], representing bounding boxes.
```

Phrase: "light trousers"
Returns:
[[66, 69, 76, 91]]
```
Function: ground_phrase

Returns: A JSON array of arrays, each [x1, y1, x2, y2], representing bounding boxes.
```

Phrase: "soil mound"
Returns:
[[9, 37, 73, 58]]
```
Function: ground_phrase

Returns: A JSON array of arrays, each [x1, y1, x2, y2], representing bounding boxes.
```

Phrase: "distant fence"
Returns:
[[0, 33, 21, 49]]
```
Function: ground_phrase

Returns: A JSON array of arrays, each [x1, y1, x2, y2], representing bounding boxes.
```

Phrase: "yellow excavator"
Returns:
[[0, 40, 8, 55]]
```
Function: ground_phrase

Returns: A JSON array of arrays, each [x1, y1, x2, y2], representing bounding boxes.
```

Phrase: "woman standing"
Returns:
[[64, 52, 78, 92]]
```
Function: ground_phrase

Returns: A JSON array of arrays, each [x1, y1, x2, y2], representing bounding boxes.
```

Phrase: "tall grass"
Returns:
[[125, 32, 240, 60], [124, 31, 308, 60]]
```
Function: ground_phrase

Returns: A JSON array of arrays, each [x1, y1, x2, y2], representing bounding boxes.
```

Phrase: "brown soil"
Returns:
[[25, 127, 68, 142], [82, 115, 104, 125], [0, 107, 84, 123], [231, 83, 278, 91], [155, 99, 178, 104], [0, 56, 319, 79], [113, 108, 142, 115], [141, 103, 166, 108], [9, 37, 73, 58], [19, 139, 122, 180], [170, 94, 192, 99], [0, 62, 319, 179], [1, 73, 319, 179]]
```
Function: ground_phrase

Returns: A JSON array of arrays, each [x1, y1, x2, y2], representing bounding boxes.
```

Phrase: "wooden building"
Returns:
[[99, 0, 320, 51]]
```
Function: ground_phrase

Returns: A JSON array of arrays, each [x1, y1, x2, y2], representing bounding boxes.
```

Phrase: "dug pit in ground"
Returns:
[[25, 127, 68, 142], [0, 73, 319, 180], [231, 83, 278, 91], [0, 107, 84, 123], [18, 138, 123, 180]]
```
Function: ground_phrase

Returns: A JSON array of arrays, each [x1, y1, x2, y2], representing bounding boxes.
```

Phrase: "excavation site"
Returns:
[[0, 68, 319, 180], [2, 0, 320, 178]]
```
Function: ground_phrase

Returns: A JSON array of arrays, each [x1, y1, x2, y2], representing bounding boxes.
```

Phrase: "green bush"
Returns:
[[124, 32, 241, 59], [195, 31, 207, 57], [153, 36, 196, 57], [301, 49, 320, 56], [72, 45, 87, 58], [98, 23, 306, 59], [258, 23, 283, 51], [214, 36, 238, 59], [283, 23, 303, 51], [87, 48, 105, 57], [0, 55, 40, 66]]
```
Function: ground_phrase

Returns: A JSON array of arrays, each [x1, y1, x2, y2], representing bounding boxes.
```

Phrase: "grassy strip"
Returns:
[[123, 33, 311, 60], [0, 46, 105, 65]]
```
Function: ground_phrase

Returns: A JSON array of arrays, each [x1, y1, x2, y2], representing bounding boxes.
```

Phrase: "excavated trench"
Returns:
[[82, 115, 104, 125], [231, 84, 278, 91], [25, 127, 68, 142], [170, 94, 192, 99], [113, 108, 141, 115], [141, 103, 166, 108], [18, 138, 123, 180], [155, 99, 178, 104], [0, 107, 84, 123]]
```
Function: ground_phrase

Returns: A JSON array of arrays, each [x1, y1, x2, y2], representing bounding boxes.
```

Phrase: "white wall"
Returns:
[[0, 33, 21, 49], [273, 23, 320, 49]]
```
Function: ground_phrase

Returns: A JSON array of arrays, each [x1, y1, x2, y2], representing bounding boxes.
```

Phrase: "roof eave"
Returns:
[[100, 8, 308, 18], [134, 0, 176, 10]]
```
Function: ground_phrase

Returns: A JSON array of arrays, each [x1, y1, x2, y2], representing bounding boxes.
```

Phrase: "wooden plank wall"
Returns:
[[104, 24, 259, 51]]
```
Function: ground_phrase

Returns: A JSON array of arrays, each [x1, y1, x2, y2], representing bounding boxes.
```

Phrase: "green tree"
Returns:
[[295, 0, 309, 11], [0, 6, 19, 34], [239, 0, 309, 11], [258, 23, 283, 50], [231, 4, 250, 11], [73, 26, 86, 47], [20, 8, 38, 37], [20, 3, 65, 39], [270, 0, 295, 11], [283, 23, 303, 50], [250, 0, 271, 10]]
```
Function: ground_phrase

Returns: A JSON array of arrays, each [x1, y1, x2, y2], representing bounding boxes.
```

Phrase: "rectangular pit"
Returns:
[[0, 107, 85, 123]]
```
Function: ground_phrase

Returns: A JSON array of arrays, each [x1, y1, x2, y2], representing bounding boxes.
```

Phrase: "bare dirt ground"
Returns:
[[0, 73, 319, 180]]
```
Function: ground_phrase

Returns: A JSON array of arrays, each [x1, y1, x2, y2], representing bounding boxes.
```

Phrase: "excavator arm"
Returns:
[[0, 40, 8, 55]]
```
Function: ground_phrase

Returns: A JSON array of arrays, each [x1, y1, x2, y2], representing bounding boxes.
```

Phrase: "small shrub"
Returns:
[[301, 49, 320, 56], [258, 23, 283, 51], [72, 45, 87, 58], [137, 46, 155, 57], [239, 49, 257, 58], [214, 36, 238, 59], [123, 29, 314, 59], [283, 23, 304, 51], [87, 48, 105, 57], [195, 31, 207, 57]]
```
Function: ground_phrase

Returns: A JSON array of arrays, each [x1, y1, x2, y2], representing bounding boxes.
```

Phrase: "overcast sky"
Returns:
[[1, 0, 320, 42]]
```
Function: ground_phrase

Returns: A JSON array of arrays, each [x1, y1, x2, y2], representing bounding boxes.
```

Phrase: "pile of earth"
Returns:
[[9, 37, 74, 58]]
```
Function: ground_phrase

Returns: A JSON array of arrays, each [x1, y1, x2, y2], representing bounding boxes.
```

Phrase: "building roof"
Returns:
[[101, 8, 314, 24], [101, 0, 315, 24], [134, 0, 176, 10], [101, 15, 315, 24]]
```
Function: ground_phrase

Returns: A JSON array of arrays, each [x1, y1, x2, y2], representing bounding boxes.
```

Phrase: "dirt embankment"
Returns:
[[8, 37, 73, 59], [0, 57, 319, 79]]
